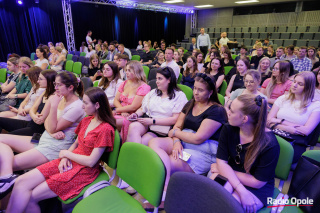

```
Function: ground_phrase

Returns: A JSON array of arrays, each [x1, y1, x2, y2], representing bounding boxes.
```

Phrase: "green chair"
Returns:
[[143, 66, 150, 79], [224, 66, 233, 75], [150, 48, 155, 51], [232, 54, 237, 60], [65, 61, 74, 72], [47, 65, 51, 69], [219, 80, 227, 97], [101, 60, 109, 64], [178, 84, 193, 101], [131, 55, 140, 61], [177, 73, 182, 84], [67, 54, 73, 61], [218, 94, 225, 106], [32, 61, 36, 65], [72, 142, 166, 213], [184, 49, 188, 54], [0, 68, 7, 84], [73, 62, 82, 75], [30, 52, 35, 61], [93, 81, 99, 87], [59, 130, 121, 205], [80, 52, 86, 57]]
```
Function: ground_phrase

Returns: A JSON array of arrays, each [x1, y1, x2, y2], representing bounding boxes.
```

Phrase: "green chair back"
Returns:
[[67, 54, 73, 61], [177, 84, 193, 101], [101, 60, 109, 64], [80, 52, 86, 57], [117, 142, 166, 207], [150, 48, 155, 51], [177, 73, 182, 84], [30, 52, 35, 61], [231, 54, 237, 60], [131, 55, 140, 61], [65, 60, 74, 72], [184, 49, 188, 54], [0, 68, 7, 84], [302, 150, 320, 162], [224, 66, 233, 75], [93, 81, 99, 87], [47, 65, 51, 69], [219, 80, 227, 97], [275, 136, 294, 180], [143, 66, 150, 79], [218, 93, 225, 106], [32, 60, 36, 64], [73, 62, 82, 75]]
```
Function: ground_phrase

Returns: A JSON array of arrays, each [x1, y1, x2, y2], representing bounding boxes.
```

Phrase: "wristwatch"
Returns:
[[153, 119, 156, 124], [14, 94, 18, 98]]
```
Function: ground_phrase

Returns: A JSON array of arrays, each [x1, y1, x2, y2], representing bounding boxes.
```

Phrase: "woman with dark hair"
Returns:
[[0, 67, 43, 120], [149, 73, 227, 189], [314, 69, 320, 101], [1, 56, 21, 95], [86, 44, 96, 59], [195, 51, 204, 71], [200, 51, 217, 73], [0, 70, 56, 136], [205, 57, 225, 89], [0, 71, 86, 197], [307, 46, 319, 66], [98, 61, 123, 107], [126, 67, 188, 144], [7, 87, 116, 213], [80, 42, 88, 53], [267, 71, 320, 163], [149, 51, 165, 68], [181, 56, 198, 89], [210, 94, 279, 211], [266, 45, 275, 58], [222, 49, 235, 67], [88, 54, 102, 82], [35, 45, 49, 70], [226, 58, 250, 98], [261, 61, 292, 105]]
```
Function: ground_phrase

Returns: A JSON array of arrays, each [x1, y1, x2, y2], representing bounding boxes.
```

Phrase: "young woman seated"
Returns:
[[1, 56, 20, 95], [174, 50, 184, 71], [210, 94, 280, 211], [51, 47, 66, 72], [0, 66, 43, 120], [195, 51, 204, 71], [0, 71, 85, 198], [314, 69, 320, 101], [34, 45, 49, 71], [97, 61, 123, 108], [260, 61, 292, 105], [85, 44, 96, 59], [267, 71, 320, 163], [148, 73, 227, 190], [88, 54, 103, 82], [257, 57, 272, 85], [200, 51, 217, 73], [48, 46, 57, 65], [149, 51, 165, 69], [0, 57, 33, 112], [6, 87, 116, 213], [126, 67, 188, 145], [113, 61, 151, 141], [225, 58, 250, 98], [223, 49, 235, 67], [226, 70, 267, 107], [205, 57, 225, 89], [0, 70, 56, 136], [181, 56, 198, 89]]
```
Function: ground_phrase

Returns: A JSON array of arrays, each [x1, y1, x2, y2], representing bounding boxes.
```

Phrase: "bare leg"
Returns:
[[141, 132, 157, 146], [126, 122, 148, 144], [0, 111, 17, 118], [6, 169, 56, 213], [13, 148, 49, 172]]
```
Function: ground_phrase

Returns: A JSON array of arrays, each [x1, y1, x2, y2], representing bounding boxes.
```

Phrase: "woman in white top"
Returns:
[[59, 42, 68, 55], [51, 47, 66, 71], [126, 67, 188, 145], [35, 45, 49, 70], [80, 42, 88, 53], [98, 61, 123, 107], [136, 40, 143, 50], [48, 46, 57, 65], [0, 67, 44, 120], [267, 71, 320, 163], [86, 44, 96, 58], [314, 69, 320, 101]]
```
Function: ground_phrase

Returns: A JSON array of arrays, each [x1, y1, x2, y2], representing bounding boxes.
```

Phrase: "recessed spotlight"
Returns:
[[195, 5, 214, 8], [235, 0, 259, 4], [163, 0, 184, 3]]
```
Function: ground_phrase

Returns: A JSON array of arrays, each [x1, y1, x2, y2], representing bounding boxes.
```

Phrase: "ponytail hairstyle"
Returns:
[[84, 87, 116, 129], [36, 45, 48, 59], [237, 94, 269, 173], [26, 66, 42, 92], [57, 71, 84, 97], [41, 70, 57, 98]]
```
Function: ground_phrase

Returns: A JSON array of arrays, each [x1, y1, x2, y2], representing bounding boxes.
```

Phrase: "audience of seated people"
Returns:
[[1, 33, 320, 213]]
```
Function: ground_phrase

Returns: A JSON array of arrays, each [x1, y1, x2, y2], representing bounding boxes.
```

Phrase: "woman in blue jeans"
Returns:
[[149, 73, 228, 189]]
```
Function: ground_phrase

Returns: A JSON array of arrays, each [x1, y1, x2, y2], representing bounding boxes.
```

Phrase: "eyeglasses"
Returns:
[[235, 144, 242, 165], [244, 80, 255, 85], [53, 82, 64, 87]]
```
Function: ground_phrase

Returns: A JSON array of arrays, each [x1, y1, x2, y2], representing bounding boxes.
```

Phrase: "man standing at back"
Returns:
[[197, 28, 211, 56], [161, 48, 180, 79], [86, 30, 96, 47]]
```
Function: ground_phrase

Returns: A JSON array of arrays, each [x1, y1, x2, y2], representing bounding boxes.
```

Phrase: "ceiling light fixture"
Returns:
[[235, 0, 259, 4], [194, 5, 214, 8], [163, 0, 184, 3]]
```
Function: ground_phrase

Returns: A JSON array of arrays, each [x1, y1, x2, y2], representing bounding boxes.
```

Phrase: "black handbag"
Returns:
[[288, 156, 320, 213]]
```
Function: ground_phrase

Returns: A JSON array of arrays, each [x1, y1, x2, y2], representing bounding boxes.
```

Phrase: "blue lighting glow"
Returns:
[[17, 0, 23, 5]]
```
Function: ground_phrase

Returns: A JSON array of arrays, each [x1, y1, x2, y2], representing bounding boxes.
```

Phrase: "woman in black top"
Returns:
[[223, 49, 235, 67], [210, 94, 280, 211], [0, 70, 56, 136], [149, 73, 227, 188], [88, 54, 103, 82], [205, 57, 225, 89]]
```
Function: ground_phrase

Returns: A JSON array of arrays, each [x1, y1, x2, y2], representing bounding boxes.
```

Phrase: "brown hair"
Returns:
[[89, 54, 101, 69], [57, 71, 84, 97], [7, 56, 20, 66], [244, 70, 261, 85], [237, 94, 269, 173], [26, 66, 42, 92], [99, 61, 120, 90], [184, 56, 198, 77], [266, 60, 290, 98], [36, 45, 48, 59], [41, 70, 57, 98], [206, 57, 225, 75]]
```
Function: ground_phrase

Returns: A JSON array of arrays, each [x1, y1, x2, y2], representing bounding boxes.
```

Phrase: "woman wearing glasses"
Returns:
[[260, 61, 292, 105], [210, 94, 280, 212], [149, 73, 227, 189]]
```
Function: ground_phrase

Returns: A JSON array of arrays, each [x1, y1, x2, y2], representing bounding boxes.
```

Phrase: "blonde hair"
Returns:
[[19, 57, 34, 69], [286, 71, 316, 111], [257, 57, 271, 76], [55, 46, 62, 53], [266, 60, 290, 98], [126, 60, 147, 83]]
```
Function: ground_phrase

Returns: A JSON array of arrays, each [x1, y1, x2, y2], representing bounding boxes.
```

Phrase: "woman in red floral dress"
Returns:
[[6, 87, 116, 213]]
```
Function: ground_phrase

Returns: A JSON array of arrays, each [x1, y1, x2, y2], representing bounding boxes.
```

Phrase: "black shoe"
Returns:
[[0, 174, 18, 199]]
